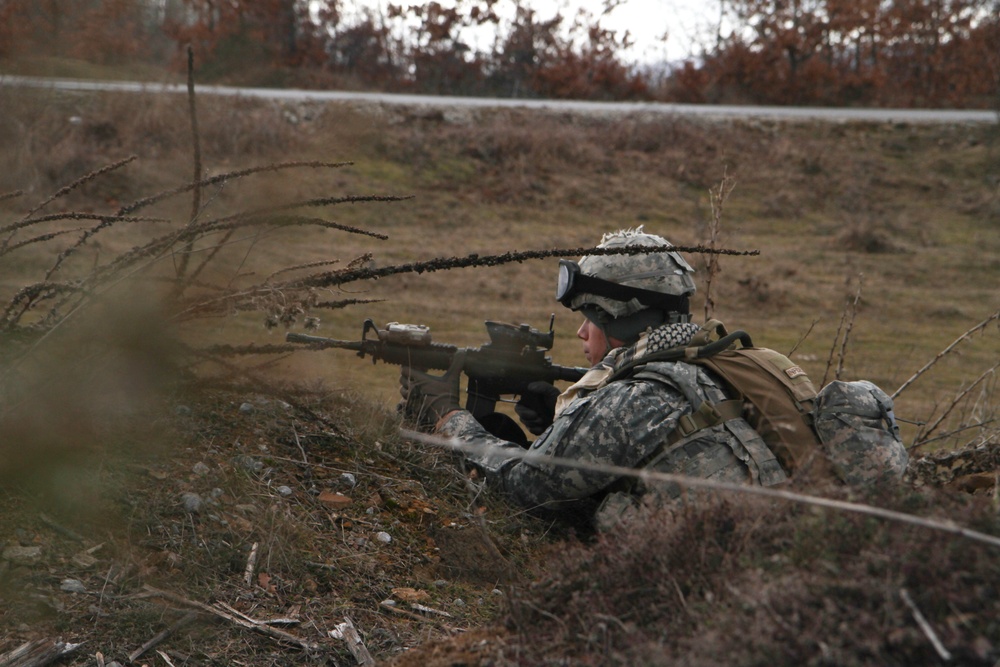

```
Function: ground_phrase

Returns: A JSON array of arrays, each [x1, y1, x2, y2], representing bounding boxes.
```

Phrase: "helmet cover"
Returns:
[[569, 227, 696, 319]]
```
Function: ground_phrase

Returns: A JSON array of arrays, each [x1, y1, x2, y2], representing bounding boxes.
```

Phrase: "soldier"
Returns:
[[399, 228, 791, 530]]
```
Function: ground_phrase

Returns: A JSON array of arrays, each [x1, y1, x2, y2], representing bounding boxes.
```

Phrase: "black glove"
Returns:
[[514, 381, 561, 435], [399, 351, 465, 430]]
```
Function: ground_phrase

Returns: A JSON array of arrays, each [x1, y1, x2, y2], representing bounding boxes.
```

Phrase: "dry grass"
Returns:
[[0, 75, 999, 664]]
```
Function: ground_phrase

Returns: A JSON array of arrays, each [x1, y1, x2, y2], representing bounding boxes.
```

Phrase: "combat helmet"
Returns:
[[556, 227, 696, 341]]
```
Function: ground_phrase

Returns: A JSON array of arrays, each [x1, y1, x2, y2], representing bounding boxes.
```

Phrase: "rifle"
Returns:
[[286, 318, 587, 420]]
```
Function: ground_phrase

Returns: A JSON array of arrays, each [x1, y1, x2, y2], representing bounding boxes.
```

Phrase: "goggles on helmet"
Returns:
[[555, 259, 690, 312]]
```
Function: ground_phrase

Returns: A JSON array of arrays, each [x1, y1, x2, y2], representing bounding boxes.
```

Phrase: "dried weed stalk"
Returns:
[[893, 309, 1000, 400], [822, 275, 863, 387], [912, 362, 999, 450], [704, 170, 736, 321], [891, 310, 999, 450]]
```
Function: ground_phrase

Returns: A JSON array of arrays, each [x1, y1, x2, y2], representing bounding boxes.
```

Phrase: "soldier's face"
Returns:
[[577, 318, 621, 366]]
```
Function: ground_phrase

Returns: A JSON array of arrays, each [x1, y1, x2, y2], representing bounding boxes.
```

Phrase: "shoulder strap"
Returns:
[[608, 319, 754, 384]]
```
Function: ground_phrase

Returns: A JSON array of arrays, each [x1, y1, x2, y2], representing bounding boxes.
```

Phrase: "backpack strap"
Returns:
[[673, 399, 744, 441]]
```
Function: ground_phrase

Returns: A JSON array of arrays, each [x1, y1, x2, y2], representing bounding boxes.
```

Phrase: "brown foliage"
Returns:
[[3, 0, 995, 107], [688, 0, 1000, 108], [499, 488, 1000, 666], [0, 0, 147, 61]]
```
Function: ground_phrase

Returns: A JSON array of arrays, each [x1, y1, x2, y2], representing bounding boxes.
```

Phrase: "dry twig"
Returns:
[[899, 588, 952, 661], [244, 541, 260, 586], [893, 310, 1000, 400], [331, 617, 375, 666], [128, 611, 199, 663], [0, 639, 82, 667], [144, 586, 321, 651], [704, 170, 735, 321], [912, 362, 1000, 449], [822, 275, 863, 387]]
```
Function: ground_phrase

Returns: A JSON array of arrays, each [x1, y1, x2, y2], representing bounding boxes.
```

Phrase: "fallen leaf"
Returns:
[[318, 491, 352, 508], [391, 587, 430, 602]]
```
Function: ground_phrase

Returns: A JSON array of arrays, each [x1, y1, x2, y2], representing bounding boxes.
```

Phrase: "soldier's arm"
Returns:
[[439, 377, 689, 512]]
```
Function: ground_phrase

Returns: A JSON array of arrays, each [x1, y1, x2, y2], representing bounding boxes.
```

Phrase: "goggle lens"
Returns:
[[556, 260, 577, 304]]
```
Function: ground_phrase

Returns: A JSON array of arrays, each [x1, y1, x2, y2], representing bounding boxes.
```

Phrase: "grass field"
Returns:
[[2, 85, 996, 443], [1, 79, 999, 665]]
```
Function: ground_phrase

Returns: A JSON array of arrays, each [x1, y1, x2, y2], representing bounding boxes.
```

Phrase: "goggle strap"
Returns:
[[568, 272, 689, 311]]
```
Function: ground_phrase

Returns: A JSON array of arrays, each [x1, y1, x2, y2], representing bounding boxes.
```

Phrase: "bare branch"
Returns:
[[893, 310, 1000, 400]]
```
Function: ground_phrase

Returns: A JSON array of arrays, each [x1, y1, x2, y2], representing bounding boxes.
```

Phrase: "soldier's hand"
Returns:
[[399, 351, 465, 430], [515, 381, 561, 435]]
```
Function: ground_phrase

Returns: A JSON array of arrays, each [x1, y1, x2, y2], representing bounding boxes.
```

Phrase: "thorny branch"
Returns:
[[116, 160, 355, 216], [289, 243, 761, 289]]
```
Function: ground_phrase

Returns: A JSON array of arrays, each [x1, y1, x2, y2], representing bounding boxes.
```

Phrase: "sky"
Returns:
[[570, 0, 722, 64], [353, 0, 723, 65]]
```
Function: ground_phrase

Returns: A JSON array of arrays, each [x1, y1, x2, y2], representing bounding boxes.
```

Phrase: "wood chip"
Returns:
[[318, 491, 352, 508]]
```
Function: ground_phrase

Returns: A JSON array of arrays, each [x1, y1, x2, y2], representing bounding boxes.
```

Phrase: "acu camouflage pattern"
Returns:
[[440, 349, 787, 531], [812, 380, 909, 485], [570, 228, 696, 319]]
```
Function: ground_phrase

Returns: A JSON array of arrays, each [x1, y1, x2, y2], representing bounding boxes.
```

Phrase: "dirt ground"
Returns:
[[2, 379, 998, 666]]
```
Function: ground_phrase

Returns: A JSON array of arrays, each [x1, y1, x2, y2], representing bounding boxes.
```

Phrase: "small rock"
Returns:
[[71, 552, 99, 569], [181, 492, 203, 513], [2, 546, 42, 564], [276, 485, 293, 497], [175, 405, 192, 416], [453, 598, 466, 607], [60, 578, 87, 594], [192, 462, 210, 476], [239, 402, 255, 414], [375, 532, 392, 544], [339, 473, 357, 489], [433, 580, 448, 588], [233, 455, 263, 472]]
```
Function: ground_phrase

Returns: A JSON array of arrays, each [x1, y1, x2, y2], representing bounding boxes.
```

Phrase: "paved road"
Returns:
[[3, 74, 997, 124]]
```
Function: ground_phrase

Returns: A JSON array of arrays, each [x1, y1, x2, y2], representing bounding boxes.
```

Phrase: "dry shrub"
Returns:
[[838, 222, 903, 254], [457, 113, 603, 169], [0, 90, 304, 201], [504, 487, 1000, 666]]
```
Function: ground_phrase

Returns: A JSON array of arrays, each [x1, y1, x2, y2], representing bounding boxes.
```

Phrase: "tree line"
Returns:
[[1, 0, 997, 108]]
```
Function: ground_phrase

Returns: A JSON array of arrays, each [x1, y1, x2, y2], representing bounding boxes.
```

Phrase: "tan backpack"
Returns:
[[612, 321, 827, 477], [613, 320, 908, 484]]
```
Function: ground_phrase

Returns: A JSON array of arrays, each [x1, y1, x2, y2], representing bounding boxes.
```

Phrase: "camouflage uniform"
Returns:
[[813, 380, 909, 485], [438, 323, 788, 531]]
